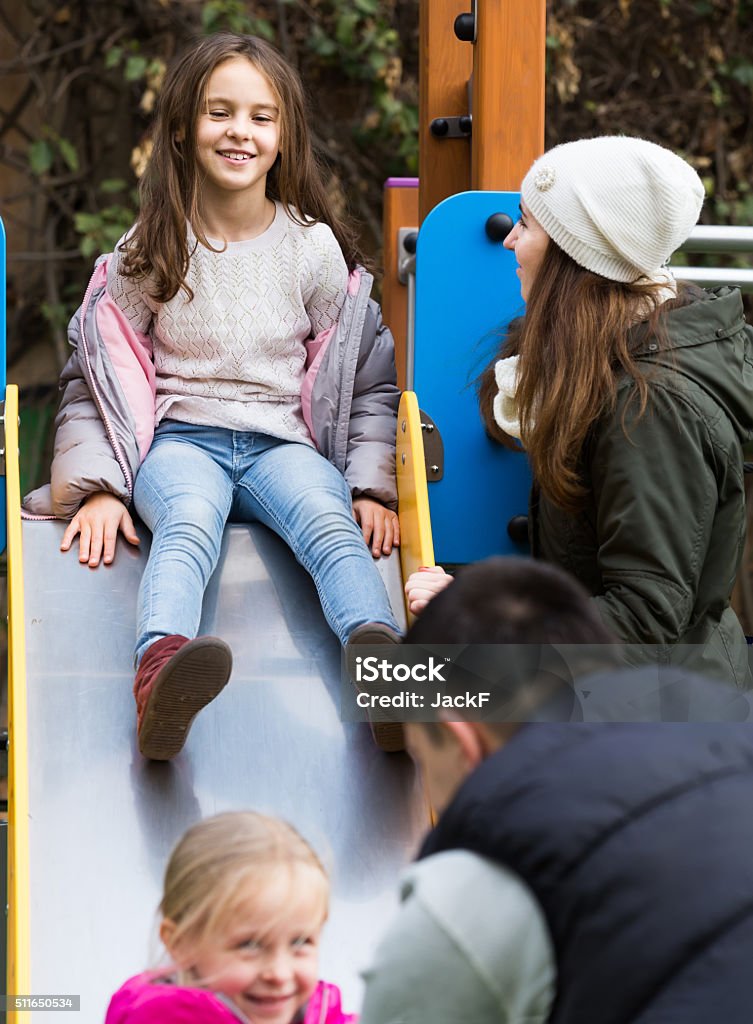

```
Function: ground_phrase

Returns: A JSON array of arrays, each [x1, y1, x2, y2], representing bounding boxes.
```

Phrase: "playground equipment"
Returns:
[[384, 0, 546, 567], [383, 0, 753, 570], [5, 0, 753, 1018], [0, 5, 547, 1002]]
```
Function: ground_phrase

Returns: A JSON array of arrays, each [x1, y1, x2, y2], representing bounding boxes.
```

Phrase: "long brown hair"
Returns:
[[121, 33, 363, 302], [479, 240, 685, 512]]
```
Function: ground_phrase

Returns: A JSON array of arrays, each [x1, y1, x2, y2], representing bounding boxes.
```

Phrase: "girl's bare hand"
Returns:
[[353, 497, 401, 558], [60, 492, 140, 567], [404, 565, 453, 615]]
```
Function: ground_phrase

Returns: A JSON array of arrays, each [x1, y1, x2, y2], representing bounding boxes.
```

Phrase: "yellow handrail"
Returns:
[[396, 391, 435, 626], [5, 384, 31, 1019]]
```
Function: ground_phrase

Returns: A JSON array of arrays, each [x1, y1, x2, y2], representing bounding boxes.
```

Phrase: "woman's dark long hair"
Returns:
[[121, 33, 363, 302], [479, 240, 687, 512]]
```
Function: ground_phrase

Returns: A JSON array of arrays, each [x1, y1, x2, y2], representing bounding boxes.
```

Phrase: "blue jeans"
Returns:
[[132, 422, 399, 663]]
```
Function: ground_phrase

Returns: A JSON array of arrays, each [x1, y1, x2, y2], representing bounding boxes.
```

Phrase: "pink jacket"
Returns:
[[105, 972, 357, 1024]]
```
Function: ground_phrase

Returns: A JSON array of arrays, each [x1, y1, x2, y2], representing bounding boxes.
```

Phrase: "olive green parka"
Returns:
[[531, 286, 753, 687]]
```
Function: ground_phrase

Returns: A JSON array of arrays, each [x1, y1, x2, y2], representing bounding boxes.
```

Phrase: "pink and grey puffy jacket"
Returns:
[[105, 972, 358, 1024], [23, 256, 399, 518]]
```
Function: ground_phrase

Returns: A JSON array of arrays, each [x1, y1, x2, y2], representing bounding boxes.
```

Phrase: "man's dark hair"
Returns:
[[405, 558, 618, 733], [406, 557, 616, 646]]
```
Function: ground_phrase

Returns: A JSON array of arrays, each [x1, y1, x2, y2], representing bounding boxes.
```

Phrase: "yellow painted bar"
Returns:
[[5, 385, 31, 1020], [396, 391, 435, 626]]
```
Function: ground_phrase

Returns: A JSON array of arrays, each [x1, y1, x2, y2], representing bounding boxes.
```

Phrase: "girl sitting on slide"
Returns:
[[25, 33, 403, 758]]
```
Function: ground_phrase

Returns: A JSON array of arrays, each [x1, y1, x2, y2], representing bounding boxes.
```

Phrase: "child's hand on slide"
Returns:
[[60, 491, 140, 567], [353, 497, 401, 558], [404, 565, 453, 615]]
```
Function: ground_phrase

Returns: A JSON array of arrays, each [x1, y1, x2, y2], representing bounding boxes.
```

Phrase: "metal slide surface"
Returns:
[[21, 520, 426, 1022]]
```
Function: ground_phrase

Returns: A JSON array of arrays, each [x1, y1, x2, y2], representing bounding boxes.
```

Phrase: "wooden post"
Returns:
[[418, 0, 473, 222], [382, 179, 419, 390], [471, 0, 546, 190]]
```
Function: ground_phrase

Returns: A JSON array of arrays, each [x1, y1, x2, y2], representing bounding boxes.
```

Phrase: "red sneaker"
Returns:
[[134, 635, 233, 760], [346, 623, 405, 753]]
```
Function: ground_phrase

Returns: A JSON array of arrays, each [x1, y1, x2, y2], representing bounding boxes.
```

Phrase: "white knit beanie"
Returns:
[[520, 136, 705, 283]]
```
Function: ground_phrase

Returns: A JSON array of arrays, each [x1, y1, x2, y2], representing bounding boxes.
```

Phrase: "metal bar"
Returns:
[[678, 226, 753, 254], [670, 266, 753, 293], [405, 265, 417, 391]]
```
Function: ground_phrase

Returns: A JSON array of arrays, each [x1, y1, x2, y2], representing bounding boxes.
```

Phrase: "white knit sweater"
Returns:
[[107, 202, 348, 445]]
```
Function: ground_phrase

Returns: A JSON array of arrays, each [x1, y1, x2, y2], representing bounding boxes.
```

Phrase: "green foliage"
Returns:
[[306, 0, 418, 174], [28, 127, 79, 176], [105, 41, 164, 84], [125, 55, 150, 82], [28, 140, 53, 176], [201, 0, 275, 39], [74, 183, 137, 259], [713, 193, 753, 227], [723, 58, 753, 89], [40, 300, 71, 337], [306, 1, 398, 82]]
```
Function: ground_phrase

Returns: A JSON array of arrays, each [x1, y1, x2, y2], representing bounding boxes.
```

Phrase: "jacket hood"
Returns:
[[632, 286, 753, 443]]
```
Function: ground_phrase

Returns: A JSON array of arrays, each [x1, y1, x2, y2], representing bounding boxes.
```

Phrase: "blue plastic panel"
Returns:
[[413, 191, 531, 564]]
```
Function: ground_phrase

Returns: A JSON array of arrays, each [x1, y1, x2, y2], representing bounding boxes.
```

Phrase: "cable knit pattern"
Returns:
[[106, 202, 348, 444]]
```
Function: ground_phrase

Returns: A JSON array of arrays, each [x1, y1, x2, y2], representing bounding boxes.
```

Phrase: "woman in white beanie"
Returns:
[[408, 135, 753, 686]]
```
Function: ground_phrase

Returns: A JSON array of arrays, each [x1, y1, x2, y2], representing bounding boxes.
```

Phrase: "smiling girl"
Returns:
[[105, 812, 355, 1024], [26, 33, 404, 756]]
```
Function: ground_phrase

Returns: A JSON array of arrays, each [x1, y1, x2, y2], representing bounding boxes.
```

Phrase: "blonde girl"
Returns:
[[25, 34, 403, 758], [106, 812, 355, 1024]]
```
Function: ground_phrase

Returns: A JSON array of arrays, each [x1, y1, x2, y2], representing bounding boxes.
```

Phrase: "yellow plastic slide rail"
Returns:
[[5, 384, 31, 1020], [396, 391, 435, 626]]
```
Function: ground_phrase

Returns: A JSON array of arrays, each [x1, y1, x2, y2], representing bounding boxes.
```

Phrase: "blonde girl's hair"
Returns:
[[160, 812, 328, 960], [121, 33, 364, 302], [478, 239, 692, 512]]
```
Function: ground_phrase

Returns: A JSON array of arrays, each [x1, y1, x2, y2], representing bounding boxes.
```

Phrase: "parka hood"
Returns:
[[632, 286, 753, 443]]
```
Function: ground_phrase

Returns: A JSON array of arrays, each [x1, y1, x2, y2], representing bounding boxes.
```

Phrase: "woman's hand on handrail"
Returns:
[[405, 565, 453, 616]]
